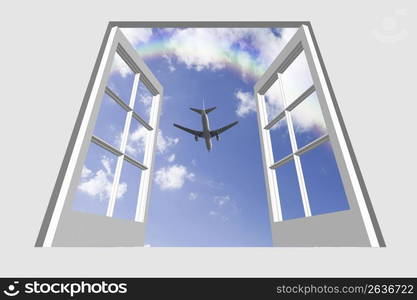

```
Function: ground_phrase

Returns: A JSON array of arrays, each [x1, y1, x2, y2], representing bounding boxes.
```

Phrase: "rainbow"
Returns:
[[133, 37, 268, 81]]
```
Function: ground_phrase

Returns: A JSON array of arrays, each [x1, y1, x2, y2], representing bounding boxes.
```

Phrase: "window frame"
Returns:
[[39, 26, 163, 247], [254, 25, 383, 247], [35, 21, 384, 248]]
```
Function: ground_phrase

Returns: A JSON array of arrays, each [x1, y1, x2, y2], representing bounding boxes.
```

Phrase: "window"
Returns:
[[112, 159, 143, 221], [263, 55, 349, 220], [37, 23, 383, 248], [73, 52, 153, 219], [72, 142, 118, 216], [134, 78, 154, 123], [255, 24, 384, 247], [300, 141, 350, 215], [36, 27, 163, 247]]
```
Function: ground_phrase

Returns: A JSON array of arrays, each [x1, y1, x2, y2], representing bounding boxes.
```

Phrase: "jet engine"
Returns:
[[195, 135, 198, 142], [215, 134, 220, 141]]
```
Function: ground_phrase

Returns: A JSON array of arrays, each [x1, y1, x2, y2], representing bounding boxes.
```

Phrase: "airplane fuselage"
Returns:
[[173, 105, 238, 152], [201, 112, 212, 151]]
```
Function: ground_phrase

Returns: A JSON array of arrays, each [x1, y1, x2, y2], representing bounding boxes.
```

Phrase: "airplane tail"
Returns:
[[190, 107, 216, 115]]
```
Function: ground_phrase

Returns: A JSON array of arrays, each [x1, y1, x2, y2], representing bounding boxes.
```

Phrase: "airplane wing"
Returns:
[[210, 121, 238, 137], [173, 123, 204, 137]]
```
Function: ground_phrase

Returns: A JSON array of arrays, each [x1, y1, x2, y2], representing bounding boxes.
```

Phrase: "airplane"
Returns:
[[173, 105, 238, 151]]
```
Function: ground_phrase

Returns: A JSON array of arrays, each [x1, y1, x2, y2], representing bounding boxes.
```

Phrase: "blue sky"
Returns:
[[73, 27, 350, 246], [144, 60, 271, 246]]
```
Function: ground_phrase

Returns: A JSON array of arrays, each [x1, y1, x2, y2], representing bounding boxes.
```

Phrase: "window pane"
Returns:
[[113, 160, 142, 221], [126, 117, 148, 163], [107, 52, 135, 104], [264, 78, 285, 122], [134, 80, 153, 123], [72, 142, 118, 216], [291, 92, 327, 149], [281, 51, 314, 104], [93, 93, 127, 150], [275, 160, 305, 220], [301, 141, 350, 216], [269, 117, 292, 163]]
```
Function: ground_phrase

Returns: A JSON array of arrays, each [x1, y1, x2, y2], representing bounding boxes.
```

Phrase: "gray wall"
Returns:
[[272, 210, 370, 247], [53, 211, 145, 247], [0, 0, 416, 276]]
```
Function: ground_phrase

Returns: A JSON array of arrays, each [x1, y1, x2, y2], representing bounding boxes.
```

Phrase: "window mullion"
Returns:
[[295, 134, 329, 157], [293, 155, 311, 217], [259, 91, 282, 222], [107, 72, 140, 217], [91, 135, 123, 156], [132, 111, 153, 131], [135, 93, 160, 222], [106, 156, 124, 217], [264, 110, 285, 130], [129, 73, 140, 109], [278, 73, 312, 217], [105, 87, 132, 112]]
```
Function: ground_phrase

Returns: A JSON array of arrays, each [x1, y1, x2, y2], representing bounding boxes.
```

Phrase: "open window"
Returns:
[[255, 25, 384, 247], [36, 27, 163, 246], [36, 23, 383, 247]]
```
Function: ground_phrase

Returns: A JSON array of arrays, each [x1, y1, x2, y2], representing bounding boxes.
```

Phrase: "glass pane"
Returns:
[[113, 159, 142, 221], [291, 92, 327, 149], [275, 160, 305, 220], [134, 80, 153, 123], [93, 93, 127, 150], [269, 117, 292, 162], [264, 78, 285, 122], [72, 142, 118, 216], [126, 117, 148, 163], [108, 52, 135, 104], [301, 141, 350, 216], [281, 51, 314, 104]]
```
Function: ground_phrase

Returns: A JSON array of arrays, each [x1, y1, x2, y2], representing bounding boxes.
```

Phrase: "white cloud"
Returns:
[[144, 244, 151, 247], [291, 92, 327, 134], [78, 156, 127, 201], [122, 27, 297, 80], [120, 28, 323, 132], [164, 28, 297, 78], [213, 195, 231, 207], [157, 130, 179, 154], [167, 28, 228, 71], [110, 54, 133, 78], [109, 29, 152, 78], [166, 154, 176, 162], [187, 173, 195, 181], [121, 28, 153, 46], [78, 169, 111, 201], [137, 84, 153, 118], [126, 125, 148, 157], [264, 80, 285, 122], [154, 164, 195, 190], [264, 79, 326, 134], [235, 89, 256, 117], [206, 179, 224, 190], [209, 195, 238, 222], [188, 192, 198, 200], [162, 54, 176, 72], [126, 128, 178, 157], [191, 159, 197, 167], [81, 166, 92, 178], [116, 181, 128, 200]]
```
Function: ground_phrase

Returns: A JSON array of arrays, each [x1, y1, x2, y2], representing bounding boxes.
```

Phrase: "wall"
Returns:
[[0, 0, 415, 276]]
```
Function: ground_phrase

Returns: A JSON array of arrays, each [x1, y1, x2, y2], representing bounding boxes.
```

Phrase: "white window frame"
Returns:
[[255, 25, 383, 247], [38, 27, 163, 247], [36, 21, 383, 248]]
